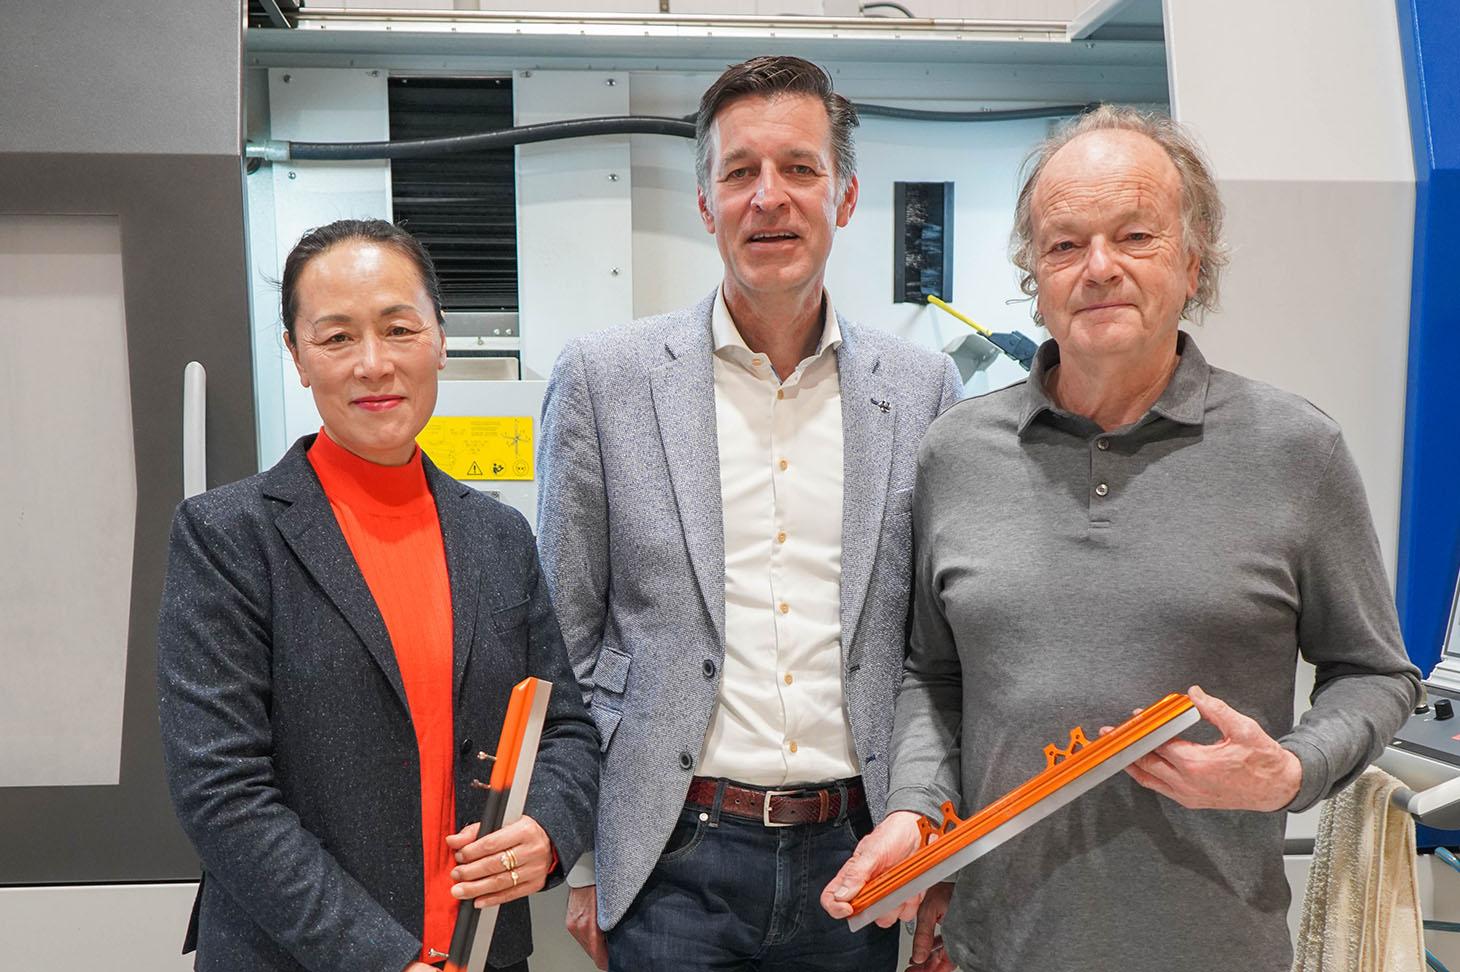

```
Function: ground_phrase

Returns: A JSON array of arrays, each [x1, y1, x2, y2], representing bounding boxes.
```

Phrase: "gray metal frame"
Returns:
[[0, 154, 256, 882]]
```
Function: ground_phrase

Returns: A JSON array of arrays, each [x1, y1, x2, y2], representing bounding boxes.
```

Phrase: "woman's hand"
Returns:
[[445, 814, 554, 908]]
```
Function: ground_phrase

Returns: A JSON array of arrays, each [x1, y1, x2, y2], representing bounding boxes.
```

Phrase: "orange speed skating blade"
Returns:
[[486, 677, 542, 792], [847, 693, 1199, 930]]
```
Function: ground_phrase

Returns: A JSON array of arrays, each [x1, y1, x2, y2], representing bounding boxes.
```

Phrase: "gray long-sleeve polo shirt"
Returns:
[[888, 333, 1420, 972]]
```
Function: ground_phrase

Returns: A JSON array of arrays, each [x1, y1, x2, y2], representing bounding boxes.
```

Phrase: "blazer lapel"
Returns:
[[648, 301, 726, 646], [836, 320, 896, 657], [265, 440, 410, 715], [424, 457, 481, 705]]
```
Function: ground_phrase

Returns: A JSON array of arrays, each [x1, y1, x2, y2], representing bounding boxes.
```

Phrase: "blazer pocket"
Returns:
[[592, 706, 621, 753], [490, 597, 530, 634], [591, 645, 631, 695]]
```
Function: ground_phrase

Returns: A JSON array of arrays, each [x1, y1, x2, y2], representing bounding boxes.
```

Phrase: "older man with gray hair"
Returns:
[[823, 105, 1420, 971]]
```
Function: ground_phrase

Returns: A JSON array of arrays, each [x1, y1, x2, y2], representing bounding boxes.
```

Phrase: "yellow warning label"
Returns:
[[416, 416, 534, 481]]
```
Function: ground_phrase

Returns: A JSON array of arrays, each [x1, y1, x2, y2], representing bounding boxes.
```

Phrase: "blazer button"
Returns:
[[702, 659, 716, 678], [678, 752, 694, 770], [459, 738, 473, 756]]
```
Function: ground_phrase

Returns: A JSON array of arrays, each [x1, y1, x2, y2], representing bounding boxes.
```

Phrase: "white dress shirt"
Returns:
[[566, 290, 871, 886], [696, 288, 859, 786]]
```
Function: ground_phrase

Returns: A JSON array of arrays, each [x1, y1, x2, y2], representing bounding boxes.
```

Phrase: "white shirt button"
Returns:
[[1095, 483, 1109, 497]]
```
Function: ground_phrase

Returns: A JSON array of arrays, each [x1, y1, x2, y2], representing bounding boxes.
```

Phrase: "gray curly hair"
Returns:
[[1009, 105, 1229, 324]]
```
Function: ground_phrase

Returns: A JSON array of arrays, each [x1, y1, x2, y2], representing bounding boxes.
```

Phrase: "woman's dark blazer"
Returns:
[[157, 435, 598, 972]]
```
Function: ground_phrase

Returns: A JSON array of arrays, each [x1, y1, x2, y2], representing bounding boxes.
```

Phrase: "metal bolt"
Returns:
[[281, 73, 291, 83], [368, 70, 380, 77], [522, 70, 533, 78], [606, 77, 617, 86], [288, 171, 297, 180], [610, 268, 620, 276], [608, 173, 619, 182]]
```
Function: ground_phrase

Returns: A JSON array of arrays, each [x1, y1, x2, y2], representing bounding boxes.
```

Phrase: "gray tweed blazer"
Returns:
[[536, 291, 962, 928], [157, 436, 598, 972]]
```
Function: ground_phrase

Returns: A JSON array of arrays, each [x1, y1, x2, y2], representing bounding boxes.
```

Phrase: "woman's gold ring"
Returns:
[[503, 848, 518, 871], [509, 868, 520, 888]]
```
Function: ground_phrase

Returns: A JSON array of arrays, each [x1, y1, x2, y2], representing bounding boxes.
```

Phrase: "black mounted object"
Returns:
[[894, 181, 954, 304]]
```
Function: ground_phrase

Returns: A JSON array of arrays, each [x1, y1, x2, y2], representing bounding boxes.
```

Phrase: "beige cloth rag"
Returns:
[[1292, 765, 1425, 971]]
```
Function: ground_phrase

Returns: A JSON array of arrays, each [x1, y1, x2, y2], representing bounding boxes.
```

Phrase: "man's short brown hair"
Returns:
[[695, 56, 859, 195]]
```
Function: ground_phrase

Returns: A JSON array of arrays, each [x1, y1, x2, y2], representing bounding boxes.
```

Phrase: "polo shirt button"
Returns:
[[702, 658, 716, 678], [1096, 438, 1110, 451], [679, 752, 694, 770], [1095, 483, 1109, 497]]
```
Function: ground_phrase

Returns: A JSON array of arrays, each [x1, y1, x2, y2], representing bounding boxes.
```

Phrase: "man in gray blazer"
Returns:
[[537, 56, 962, 971]]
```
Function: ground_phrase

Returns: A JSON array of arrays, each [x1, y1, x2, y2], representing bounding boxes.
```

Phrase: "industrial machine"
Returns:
[[1380, 580, 1460, 832]]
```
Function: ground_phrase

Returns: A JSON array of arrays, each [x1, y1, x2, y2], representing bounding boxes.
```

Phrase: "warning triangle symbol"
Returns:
[[467, 461, 483, 477]]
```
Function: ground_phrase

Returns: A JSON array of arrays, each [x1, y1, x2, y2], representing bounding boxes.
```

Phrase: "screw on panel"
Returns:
[[606, 77, 617, 86], [368, 70, 380, 77], [282, 73, 291, 83], [608, 173, 619, 182], [611, 268, 620, 276], [288, 171, 297, 180], [522, 70, 533, 78]]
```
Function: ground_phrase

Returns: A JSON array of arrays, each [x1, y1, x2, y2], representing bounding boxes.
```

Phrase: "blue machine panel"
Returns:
[[1397, 0, 1460, 675]]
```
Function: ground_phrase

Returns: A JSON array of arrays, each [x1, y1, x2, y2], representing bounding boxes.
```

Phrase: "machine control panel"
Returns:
[[1391, 685, 1460, 764]]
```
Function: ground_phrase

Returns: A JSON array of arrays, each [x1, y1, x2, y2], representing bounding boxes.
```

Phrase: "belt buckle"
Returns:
[[762, 788, 797, 827]]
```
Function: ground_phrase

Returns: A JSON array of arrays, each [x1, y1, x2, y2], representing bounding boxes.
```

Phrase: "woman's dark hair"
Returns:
[[280, 219, 445, 338]]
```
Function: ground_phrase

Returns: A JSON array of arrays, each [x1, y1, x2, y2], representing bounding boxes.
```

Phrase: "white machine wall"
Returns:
[[1166, 0, 1413, 577], [515, 69, 635, 381], [1163, 0, 1452, 961]]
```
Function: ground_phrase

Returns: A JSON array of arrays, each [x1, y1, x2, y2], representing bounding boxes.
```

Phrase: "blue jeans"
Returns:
[[605, 793, 898, 971]]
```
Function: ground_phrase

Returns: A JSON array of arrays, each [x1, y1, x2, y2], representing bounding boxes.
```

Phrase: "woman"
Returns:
[[158, 219, 598, 972]]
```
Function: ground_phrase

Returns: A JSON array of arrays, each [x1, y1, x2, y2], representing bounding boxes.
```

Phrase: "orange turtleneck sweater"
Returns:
[[307, 430, 457, 963]]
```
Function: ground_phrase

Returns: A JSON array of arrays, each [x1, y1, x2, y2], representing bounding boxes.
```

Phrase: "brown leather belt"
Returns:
[[686, 776, 865, 827]]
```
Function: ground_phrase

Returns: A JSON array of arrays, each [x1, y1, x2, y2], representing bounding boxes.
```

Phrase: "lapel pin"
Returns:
[[871, 397, 891, 413]]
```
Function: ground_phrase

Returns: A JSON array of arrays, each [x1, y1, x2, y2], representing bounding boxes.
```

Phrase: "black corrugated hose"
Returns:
[[254, 102, 1093, 163], [285, 115, 696, 161]]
